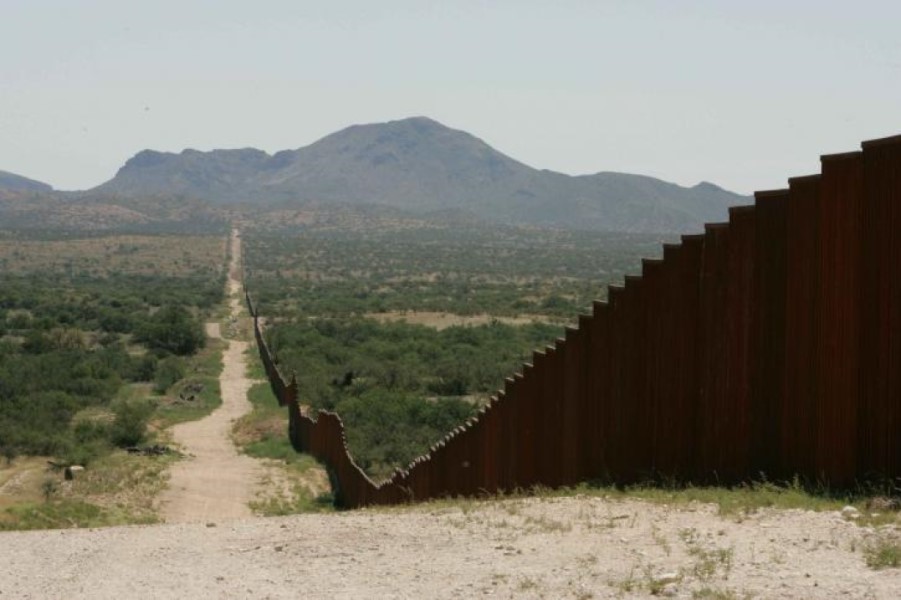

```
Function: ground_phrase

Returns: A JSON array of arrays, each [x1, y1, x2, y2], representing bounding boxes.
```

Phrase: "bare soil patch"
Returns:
[[1, 496, 898, 598]]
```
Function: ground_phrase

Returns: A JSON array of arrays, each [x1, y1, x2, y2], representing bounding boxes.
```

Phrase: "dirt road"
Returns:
[[159, 229, 266, 523]]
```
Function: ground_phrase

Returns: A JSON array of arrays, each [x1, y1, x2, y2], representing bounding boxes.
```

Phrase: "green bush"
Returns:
[[131, 353, 158, 382], [153, 356, 185, 394], [109, 399, 154, 448], [0, 268, 221, 463], [136, 305, 206, 356]]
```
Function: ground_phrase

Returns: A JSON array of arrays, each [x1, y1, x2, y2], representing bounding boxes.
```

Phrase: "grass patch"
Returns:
[[245, 436, 298, 463], [368, 479, 899, 527], [249, 458, 335, 516], [0, 499, 120, 531], [250, 492, 335, 516], [0, 450, 174, 530], [233, 382, 291, 458], [244, 346, 267, 380], [234, 382, 335, 515], [864, 536, 901, 570], [600, 479, 847, 517], [509, 478, 899, 522], [153, 337, 225, 428]]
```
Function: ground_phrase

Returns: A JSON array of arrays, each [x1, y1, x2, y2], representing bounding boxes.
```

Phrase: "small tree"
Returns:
[[136, 305, 206, 356], [153, 356, 185, 394], [2, 444, 17, 466], [0, 425, 18, 466], [109, 400, 154, 448], [41, 477, 59, 503]]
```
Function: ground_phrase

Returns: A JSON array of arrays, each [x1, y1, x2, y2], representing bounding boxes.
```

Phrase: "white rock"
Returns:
[[658, 572, 680, 584], [841, 506, 861, 519]]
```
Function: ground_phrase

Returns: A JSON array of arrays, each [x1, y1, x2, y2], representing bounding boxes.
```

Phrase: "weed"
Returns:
[[864, 536, 901, 570], [250, 487, 334, 516], [610, 567, 639, 594], [517, 576, 538, 591], [679, 527, 734, 582], [523, 513, 572, 533], [40, 478, 59, 503], [652, 524, 672, 556]]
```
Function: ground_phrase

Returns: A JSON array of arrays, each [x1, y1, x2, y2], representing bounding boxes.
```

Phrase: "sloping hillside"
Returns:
[[92, 117, 750, 233], [0, 170, 52, 193]]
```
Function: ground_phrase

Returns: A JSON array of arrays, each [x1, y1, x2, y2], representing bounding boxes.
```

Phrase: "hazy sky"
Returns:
[[2, 1, 900, 194]]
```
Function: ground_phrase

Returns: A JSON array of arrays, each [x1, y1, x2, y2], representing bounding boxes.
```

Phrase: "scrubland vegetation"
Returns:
[[243, 225, 672, 319], [0, 232, 225, 528], [265, 318, 562, 478], [242, 224, 670, 479], [5, 222, 897, 549]]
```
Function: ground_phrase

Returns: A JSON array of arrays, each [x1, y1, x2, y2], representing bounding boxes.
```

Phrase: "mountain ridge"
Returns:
[[0, 170, 53, 193], [8, 117, 752, 233]]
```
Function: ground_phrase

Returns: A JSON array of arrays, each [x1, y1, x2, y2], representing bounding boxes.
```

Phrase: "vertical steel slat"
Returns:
[[724, 206, 756, 480], [696, 223, 728, 482], [861, 135, 901, 479], [749, 190, 789, 479], [817, 152, 863, 485], [561, 326, 583, 485], [784, 175, 821, 479]]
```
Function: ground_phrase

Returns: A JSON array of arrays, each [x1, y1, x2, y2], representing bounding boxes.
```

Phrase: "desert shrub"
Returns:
[[108, 399, 154, 448], [339, 390, 474, 479], [153, 356, 185, 393], [0, 266, 220, 465], [131, 353, 158, 382], [136, 305, 205, 356]]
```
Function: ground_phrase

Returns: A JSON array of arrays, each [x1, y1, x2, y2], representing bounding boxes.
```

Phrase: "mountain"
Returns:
[[0, 170, 53, 193], [91, 117, 751, 233], [95, 148, 270, 202]]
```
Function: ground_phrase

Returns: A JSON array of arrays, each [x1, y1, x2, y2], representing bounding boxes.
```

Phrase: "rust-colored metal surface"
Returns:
[[860, 136, 901, 480], [817, 152, 862, 484], [247, 133, 901, 508], [749, 189, 788, 479], [783, 175, 821, 480]]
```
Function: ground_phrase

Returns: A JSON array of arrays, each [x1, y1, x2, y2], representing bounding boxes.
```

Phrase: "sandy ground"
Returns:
[[159, 229, 269, 523], [1, 496, 898, 599]]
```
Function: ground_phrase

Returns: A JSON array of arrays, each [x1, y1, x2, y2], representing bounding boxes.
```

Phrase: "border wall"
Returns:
[[247, 134, 901, 508]]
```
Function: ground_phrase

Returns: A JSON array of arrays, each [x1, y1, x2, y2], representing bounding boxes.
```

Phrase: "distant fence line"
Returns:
[[246, 133, 901, 508]]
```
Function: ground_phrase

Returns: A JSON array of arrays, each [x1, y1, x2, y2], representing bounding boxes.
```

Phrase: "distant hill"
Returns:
[[0, 170, 53, 193], [93, 117, 750, 233], [95, 148, 270, 204]]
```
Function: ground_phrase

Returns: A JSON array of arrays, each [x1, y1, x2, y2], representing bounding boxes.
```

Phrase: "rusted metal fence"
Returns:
[[248, 134, 901, 508]]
